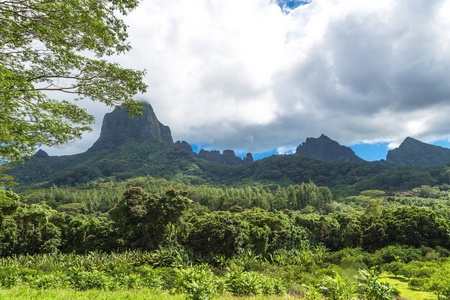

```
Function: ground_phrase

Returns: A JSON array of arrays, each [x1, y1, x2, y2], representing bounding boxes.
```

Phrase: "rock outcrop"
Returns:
[[88, 102, 173, 151], [196, 149, 253, 165], [175, 140, 253, 165], [174, 141, 194, 153], [295, 134, 361, 162]]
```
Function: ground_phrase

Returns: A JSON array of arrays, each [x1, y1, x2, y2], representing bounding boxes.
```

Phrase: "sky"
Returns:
[[42, 0, 450, 161]]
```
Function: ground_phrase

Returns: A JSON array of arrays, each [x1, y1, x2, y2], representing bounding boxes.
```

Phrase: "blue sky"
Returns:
[[276, 0, 311, 11], [42, 0, 450, 163]]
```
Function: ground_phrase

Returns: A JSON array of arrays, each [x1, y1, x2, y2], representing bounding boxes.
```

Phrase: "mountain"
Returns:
[[89, 103, 173, 151], [9, 103, 450, 193], [295, 134, 362, 162], [386, 137, 450, 166], [33, 149, 49, 158], [174, 141, 253, 165], [7, 102, 252, 188]]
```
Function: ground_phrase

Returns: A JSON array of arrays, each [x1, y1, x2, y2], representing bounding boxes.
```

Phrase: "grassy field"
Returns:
[[0, 288, 182, 300], [0, 287, 300, 300], [380, 275, 437, 300]]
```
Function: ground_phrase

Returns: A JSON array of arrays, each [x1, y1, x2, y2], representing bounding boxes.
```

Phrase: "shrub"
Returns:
[[68, 267, 110, 290], [0, 267, 22, 288], [319, 274, 357, 300], [175, 264, 223, 300], [134, 265, 162, 288], [26, 272, 68, 289], [356, 267, 395, 300], [225, 265, 285, 296]]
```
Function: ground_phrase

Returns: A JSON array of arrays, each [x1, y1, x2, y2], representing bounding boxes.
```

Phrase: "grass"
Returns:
[[212, 296, 298, 300], [0, 287, 185, 300], [0, 287, 298, 300], [380, 275, 437, 300]]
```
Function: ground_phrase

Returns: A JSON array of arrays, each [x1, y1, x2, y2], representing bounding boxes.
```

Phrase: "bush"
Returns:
[[175, 264, 223, 300], [319, 274, 356, 300], [134, 265, 163, 288], [26, 272, 68, 289], [0, 267, 22, 288], [68, 268, 110, 290], [356, 267, 395, 300], [225, 265, 285, 296]]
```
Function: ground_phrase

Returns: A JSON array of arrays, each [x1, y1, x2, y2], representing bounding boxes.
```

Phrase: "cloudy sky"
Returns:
[[44, 0, 450, 161]]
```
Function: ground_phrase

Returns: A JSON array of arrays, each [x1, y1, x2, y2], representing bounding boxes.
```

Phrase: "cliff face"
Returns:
[[174, 141, 193, 153], [88, 103, 173, 151], [295, 134, 361, 162], [386, 137, 450, 166], [86, 103, 252, 166], [174, 141, 253, 165], [196, 149, 253, 165]]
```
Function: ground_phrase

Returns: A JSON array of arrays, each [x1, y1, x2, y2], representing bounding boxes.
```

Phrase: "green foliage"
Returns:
[[383, 206, 450, 248], [0, 0, 147, 166], [356, 267, 395, 300], [0, 202, 63, 255], [224, 264, 285, 296], [318, 269, 395, 300], [175, 264, 223, 300], [185, 211, 249, 257], [0, 266, 24, 287], [109, 186, 192, 249], [319, 274, 357, 300], [0, 189, 20, 218], [134, 266, 163, 289], [425, 262, 450, 299], [26, 272, 68, 289]]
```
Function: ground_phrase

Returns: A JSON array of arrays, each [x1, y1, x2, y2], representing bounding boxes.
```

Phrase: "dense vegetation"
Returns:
[[10, 138, 450, 200], [4, 0, 448, 298], [2, 176, 450, 299]]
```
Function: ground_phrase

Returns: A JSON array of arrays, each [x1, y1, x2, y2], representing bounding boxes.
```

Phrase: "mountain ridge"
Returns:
[[295, 134, 362, 162], [385, 136, 450, 166], [7, 102, 450, 191]]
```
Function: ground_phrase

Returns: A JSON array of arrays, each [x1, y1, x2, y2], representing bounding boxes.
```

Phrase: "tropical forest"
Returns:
[[2, 1, 450, 300]]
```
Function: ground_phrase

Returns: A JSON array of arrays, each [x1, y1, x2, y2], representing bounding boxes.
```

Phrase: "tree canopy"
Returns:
[[0, 0, 147, 170]]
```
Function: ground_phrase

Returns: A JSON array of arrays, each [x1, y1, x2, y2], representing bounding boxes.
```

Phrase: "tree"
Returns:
[[0, 0, 147, 172], [110, 187, 192, 249]]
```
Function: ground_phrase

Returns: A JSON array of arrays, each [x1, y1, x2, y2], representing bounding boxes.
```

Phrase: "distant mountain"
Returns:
[[295, 134, 362, 162], [174, 140, 253, 165], [89, 103, 173, 151], [33, 149, 49, 158], [386, 137, 450, 166], [9, 103, 450, 193], [8, 102, 253, 188], [196, 149, 253, 165]]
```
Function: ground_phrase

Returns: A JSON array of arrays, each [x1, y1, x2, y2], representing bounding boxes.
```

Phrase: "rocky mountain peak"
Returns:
[[196, 149, 253, 165], [33, 149, 49, 158], [174, 140, 253, 165], [88, 102, 173, 151], [295, 134, 361, 162], [174, 141, 193, 153], [386, 136, 450, 166]]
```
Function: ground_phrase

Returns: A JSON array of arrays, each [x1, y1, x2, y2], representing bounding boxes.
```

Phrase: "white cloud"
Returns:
[[46, 0, 450, 156], [277, 145, 297, 154]]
